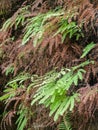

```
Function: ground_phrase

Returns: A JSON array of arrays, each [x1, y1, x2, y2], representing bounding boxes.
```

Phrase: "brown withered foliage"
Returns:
[[0, 0, 98, 130], [72, 84, 98, 130]]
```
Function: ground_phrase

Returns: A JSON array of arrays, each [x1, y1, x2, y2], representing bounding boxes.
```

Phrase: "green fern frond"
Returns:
[[31, 60, 92, 121], [59, 113, 72, 130], [16, 105, 28, 130], [81, 42, 95, 58], [22, 9, 64, 46], [1, 5, 30, 31]]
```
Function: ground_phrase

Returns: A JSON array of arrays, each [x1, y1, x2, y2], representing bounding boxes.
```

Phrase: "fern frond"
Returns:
[[81, 42, 95, 58], [31, 60, 92, 121]]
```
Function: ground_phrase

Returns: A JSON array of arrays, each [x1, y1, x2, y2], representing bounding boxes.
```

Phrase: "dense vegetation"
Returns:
[[0, 0, 98, 130]]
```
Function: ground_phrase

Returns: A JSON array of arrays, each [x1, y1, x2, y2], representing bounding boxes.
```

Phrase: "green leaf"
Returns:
[[78, 71, 83, 80], [49, 99, 61, 117], [73, 74, 78, 86], [69, 98, 74, 111], [81, 42, 95, 58], [0, 93, 10, 101], [54, 97, 69, 121]]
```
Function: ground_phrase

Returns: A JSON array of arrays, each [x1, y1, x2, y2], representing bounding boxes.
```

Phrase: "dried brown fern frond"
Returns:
[[1, 37, 83, 76], [55, 0, 98, 34], [72, 84, 98, 130], [77, 0, 96, 32], [84, 44, 98, 83], [1, 110, 16, 130], [78, 84, 98, 116]]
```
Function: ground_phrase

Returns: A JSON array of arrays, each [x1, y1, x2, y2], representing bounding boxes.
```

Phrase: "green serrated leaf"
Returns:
[[81, 42, 95, 58]]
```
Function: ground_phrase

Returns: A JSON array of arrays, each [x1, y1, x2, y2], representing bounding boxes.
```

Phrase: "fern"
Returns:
[[1, 18, 12, 31], [22, 9, 83, 46], [0, 73, 30, 102], [31, 60, 93, 121], [5, 65, 14, 76], [6, 72, 31, 86], [81, 42, 95, 58], [1, 7, 83, 47], [1, 5, 30, 31], [0, 73, 32, 130], [0, 42, 95, 129], [54, 19, 83, 42], [16, 105, 28, 130], [59, 113, 72, 130], [0, 82, 18, 102], [22, 9, 64, 46]]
